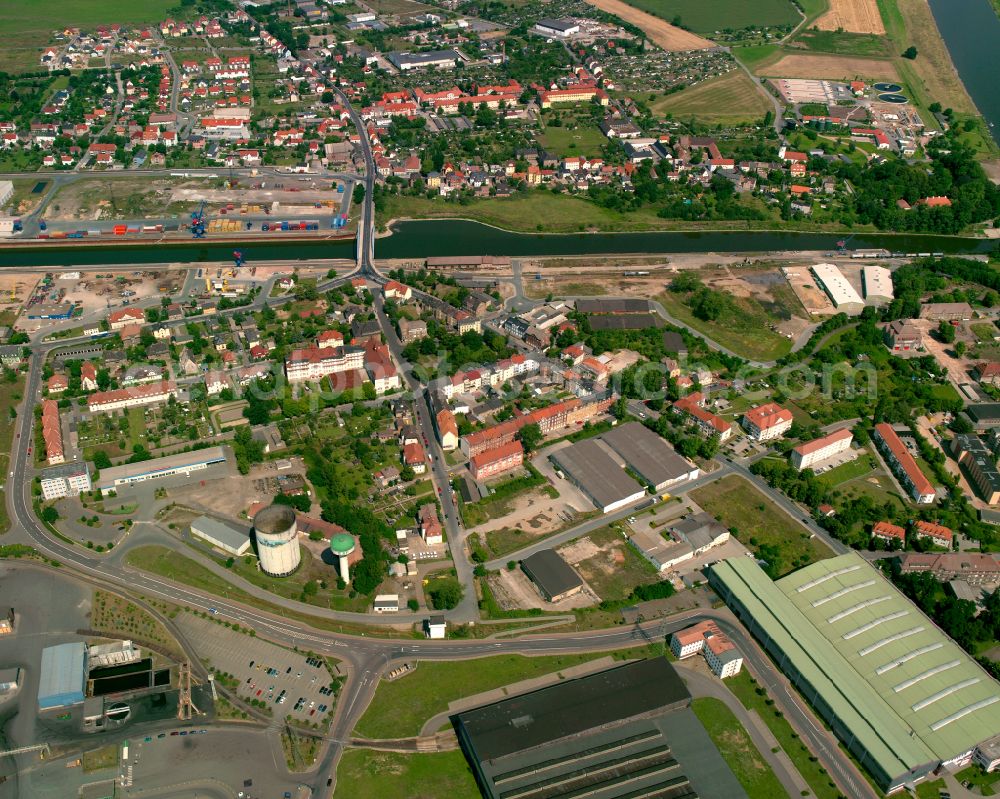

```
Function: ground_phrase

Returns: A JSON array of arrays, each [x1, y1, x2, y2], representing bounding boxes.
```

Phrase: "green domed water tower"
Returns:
[[329, 533, 356, 583]]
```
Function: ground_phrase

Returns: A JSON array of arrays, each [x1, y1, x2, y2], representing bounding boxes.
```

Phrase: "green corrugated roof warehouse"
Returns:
[[708, 552, 1000, 793]]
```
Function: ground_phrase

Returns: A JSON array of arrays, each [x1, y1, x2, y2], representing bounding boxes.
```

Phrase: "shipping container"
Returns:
[[113, 225, 127, 235]]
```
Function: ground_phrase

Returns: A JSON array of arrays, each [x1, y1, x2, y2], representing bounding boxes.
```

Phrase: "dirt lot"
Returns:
[[816, 0, 885, 34], [763, 54, 900, 81], [171, 460, 305, 520], [0, 273, 37, 314], [48, 178, 205, 221], [487, 567, 598, 611], [783, 265, 836, 315], [59, 270, 185, 314], [583, 0, 716, 50]]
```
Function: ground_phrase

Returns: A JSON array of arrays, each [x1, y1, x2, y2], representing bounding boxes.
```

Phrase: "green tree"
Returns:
[[516, 422, 543, 453], [902, 46, 918, 59], [92, 450, 113, 470], [41, 505, 59, 524], [937, 320, 956, 343], [428, 579, 463, 610], [353, 184, 365, 204]]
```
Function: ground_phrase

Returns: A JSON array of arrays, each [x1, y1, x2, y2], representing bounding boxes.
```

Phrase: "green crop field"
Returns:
[[652, 71, 774, 127], [621, 0, 800, 33], [0, 1, 179, 73]]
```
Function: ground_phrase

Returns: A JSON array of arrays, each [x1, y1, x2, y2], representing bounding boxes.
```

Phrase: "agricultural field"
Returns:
[[619, 0, 801, 34], [652, 70, 774, 126], [760, 53, 900, 81], [0, 0, 178, 73], [793, 29, 891, 57], [690, 475, 833, 576], [583, 0, 716, 50], [815, 0, 885, 33]]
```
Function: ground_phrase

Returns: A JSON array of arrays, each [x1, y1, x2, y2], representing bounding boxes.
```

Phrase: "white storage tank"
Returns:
[[253, 504, 301, 577]]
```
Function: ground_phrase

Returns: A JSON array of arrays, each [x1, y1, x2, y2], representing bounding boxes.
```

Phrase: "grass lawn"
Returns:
[[353, 647, 661, 739], [538, 122, 608, 159], [690, 475, 833, 576], [82, 744, 118, 774], [732, 44, 783, 73], [652, 71, 774, 126], [915, 779, 948, 799], [124, 545, 397, 638], [691, 697, 785, 799], [0, 374, 25, 534], [0, 0, 178, 73], [379, 192, 671, 234], [727, 671, 842, 799], [816, 453, 877, 487], [954, 765, 1000, 795], [972, 323, 997, 342], [332, 750, 476, 799], [655, 290, 792, 362], [620, 0, 799, 32]]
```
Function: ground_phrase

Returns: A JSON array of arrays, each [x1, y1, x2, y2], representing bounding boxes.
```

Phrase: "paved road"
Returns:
[[484, 463, 732, 570], [2, 86, 874, 799]]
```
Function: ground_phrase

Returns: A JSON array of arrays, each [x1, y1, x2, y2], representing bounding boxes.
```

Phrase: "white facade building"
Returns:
[[790, 428, 853, 471], [811, 263, 864, 313], [40, 463, 92, 501]]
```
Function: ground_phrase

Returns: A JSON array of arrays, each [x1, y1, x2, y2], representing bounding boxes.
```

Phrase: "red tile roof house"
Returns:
[[871, 520, 906, 545], [913, 520, 953, 549], [741, 402, 793, 442], [470, 439, 524, 481], [873, 423, 936, 504], [403, 441, 426, 474]]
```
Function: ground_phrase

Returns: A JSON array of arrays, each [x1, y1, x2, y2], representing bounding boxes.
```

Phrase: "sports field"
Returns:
[[0, 0, 177, 73], [653, 70, 774, 126], [619, 0, 801, 33]]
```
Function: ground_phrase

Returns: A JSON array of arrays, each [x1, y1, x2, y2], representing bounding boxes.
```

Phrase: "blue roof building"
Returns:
[[37, 642, 87, 710]]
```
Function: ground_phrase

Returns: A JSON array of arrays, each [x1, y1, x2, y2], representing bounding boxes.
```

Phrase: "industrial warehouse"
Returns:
[[190, 515, 252, 556], [550, 424, 698, 513], [708, 553, 1000, 793], [451, 658, 747, 799], [96, 445, 229, 495]]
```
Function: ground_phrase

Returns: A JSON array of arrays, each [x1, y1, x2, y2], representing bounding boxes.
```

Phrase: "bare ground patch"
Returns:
[[763, 53, 899, 80]]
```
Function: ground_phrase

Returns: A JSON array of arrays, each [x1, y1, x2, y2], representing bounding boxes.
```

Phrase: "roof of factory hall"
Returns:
[[600, 422, 696, 489], [710, 553, 1000, 780], [451, 658, 690, 762]]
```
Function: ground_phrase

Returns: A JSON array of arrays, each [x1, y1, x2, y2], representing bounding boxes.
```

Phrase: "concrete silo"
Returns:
[[252, 504, 300, 577]]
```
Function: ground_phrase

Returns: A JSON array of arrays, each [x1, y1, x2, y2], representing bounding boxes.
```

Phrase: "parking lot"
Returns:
[[177, 615, 338, 725]]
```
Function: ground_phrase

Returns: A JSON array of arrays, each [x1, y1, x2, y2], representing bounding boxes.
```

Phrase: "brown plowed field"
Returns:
[[816, 0, 886, 34], [584, 0, 716, 50], [764, 54, 900, 81]]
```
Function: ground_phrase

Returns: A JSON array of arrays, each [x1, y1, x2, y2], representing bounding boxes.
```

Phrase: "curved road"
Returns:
[[1, 92, 872, 799]]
